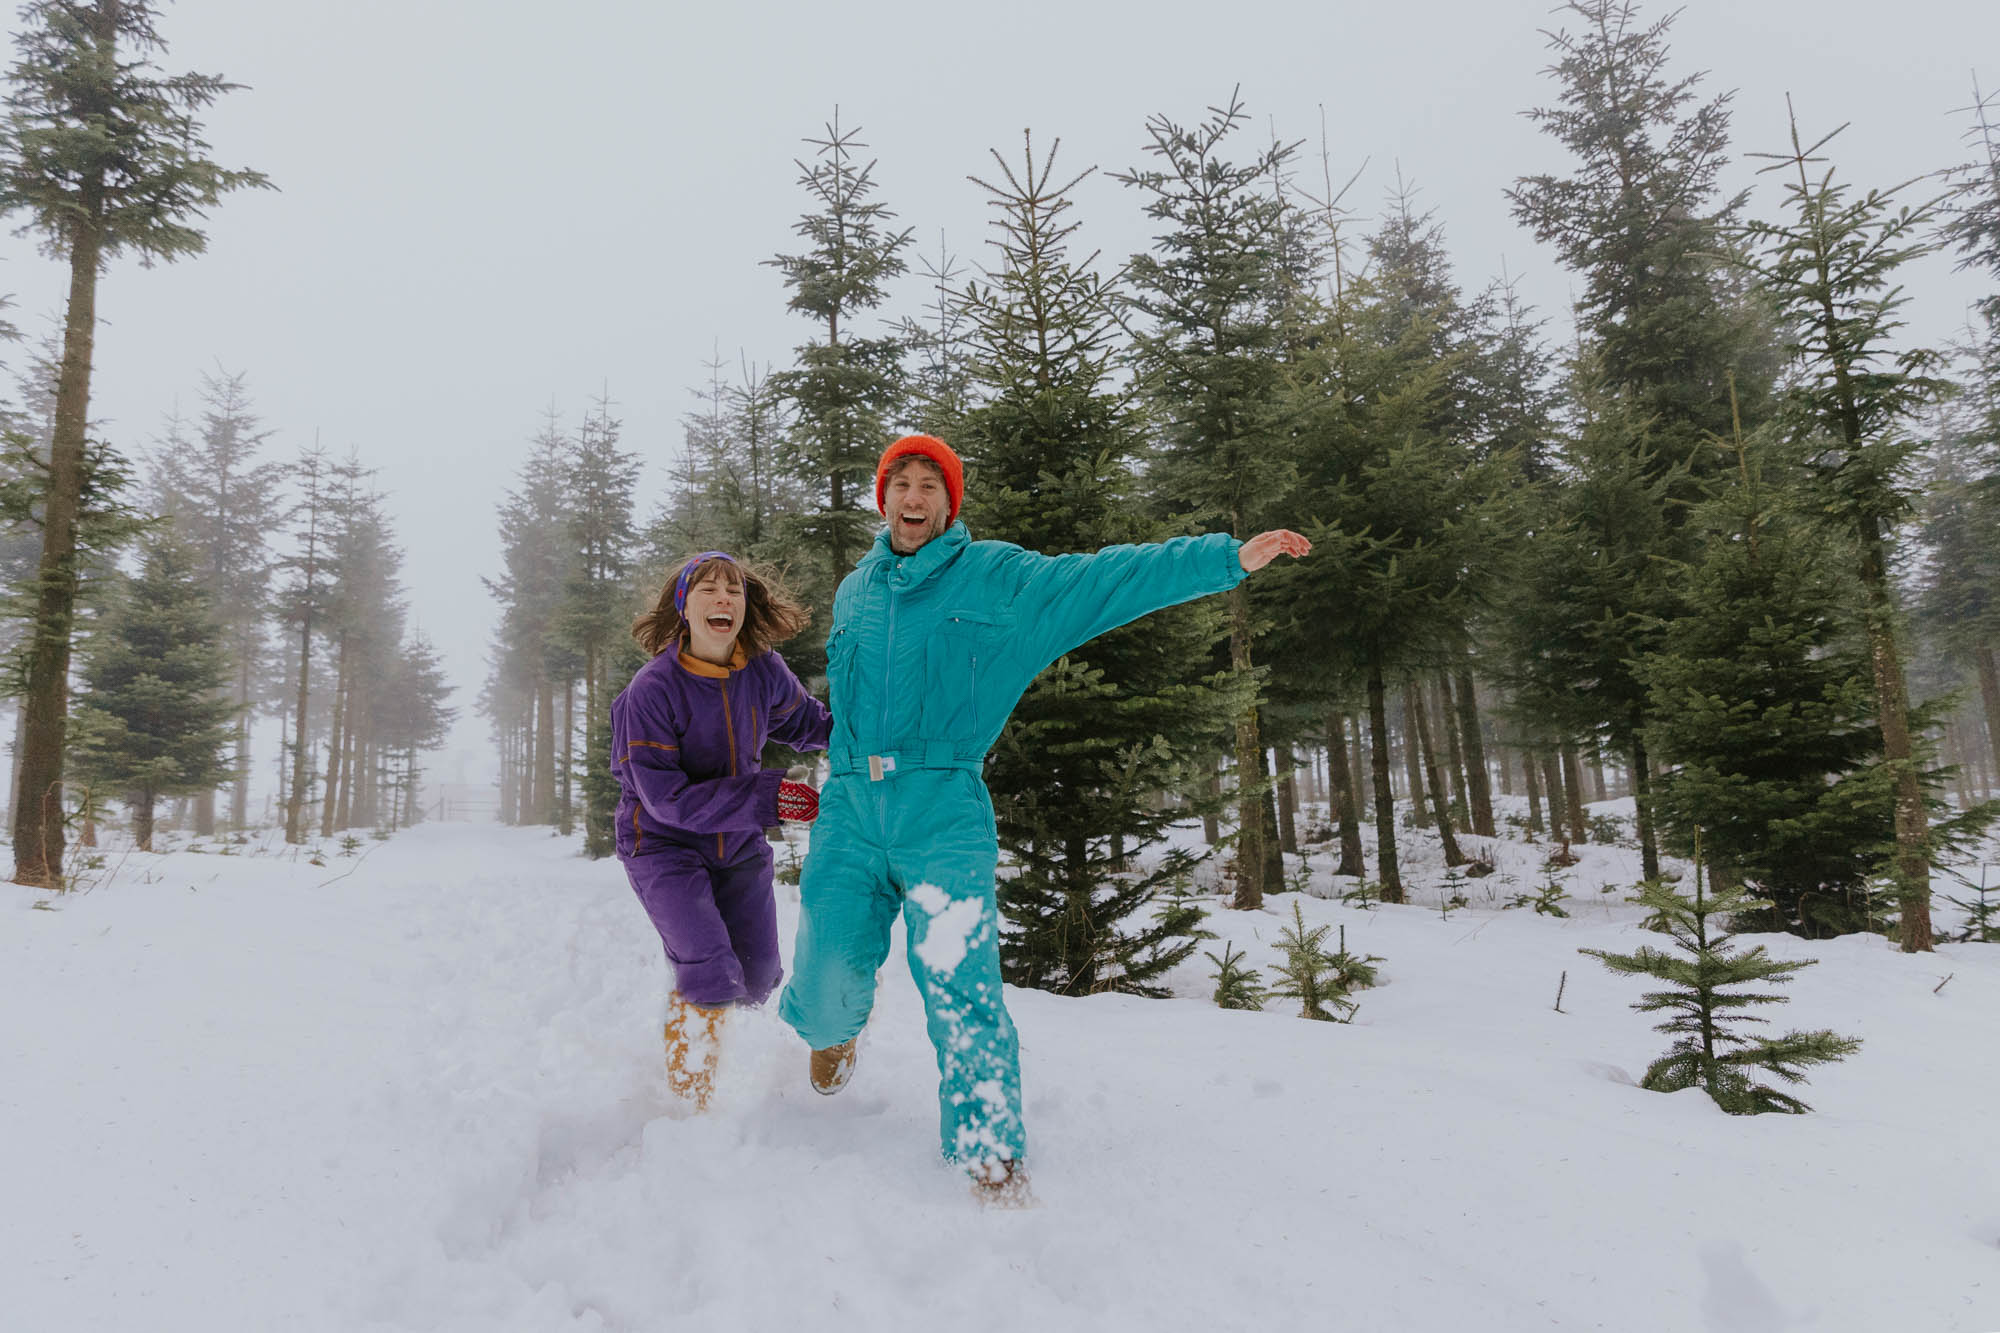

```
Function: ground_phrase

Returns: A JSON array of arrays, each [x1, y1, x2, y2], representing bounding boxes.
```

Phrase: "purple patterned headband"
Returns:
[[674, 551, 738, 616]]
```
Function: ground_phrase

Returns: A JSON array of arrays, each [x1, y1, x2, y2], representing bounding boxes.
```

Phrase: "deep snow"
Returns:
[[4, 811, 1996, 1332]]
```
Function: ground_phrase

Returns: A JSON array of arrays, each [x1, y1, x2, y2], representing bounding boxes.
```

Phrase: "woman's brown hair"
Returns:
[[631, 554, 812, 659]]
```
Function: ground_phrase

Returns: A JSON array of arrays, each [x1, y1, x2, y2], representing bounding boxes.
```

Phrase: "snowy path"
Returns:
[[4, 823, 1996, 1332]]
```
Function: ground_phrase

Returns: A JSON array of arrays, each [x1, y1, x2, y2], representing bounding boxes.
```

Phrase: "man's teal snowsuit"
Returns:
[[778, 520, 1245, 1171]]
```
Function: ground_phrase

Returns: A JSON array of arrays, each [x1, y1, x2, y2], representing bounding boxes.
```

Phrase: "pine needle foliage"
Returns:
[[1581, 842, 1861, 1114], [1205, 941, 1266, 1011], [1267, 901, 1380, 1022]]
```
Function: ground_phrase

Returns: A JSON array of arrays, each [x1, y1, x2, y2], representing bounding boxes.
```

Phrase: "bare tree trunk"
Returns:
[[1561, 743, 1588, 845], [11, 176, 107, 888], [320, 639, 349, 839], [1276, 750, 1299, 856], [1410, 684, 1466, 867], [534, 677, 556, 825], [1368, 666, 1403, 903], [1201, 763, 1220, 845], [1455, 668, 1496, 836], [1227, 583, 1264, 910], [135, 790, 156, 853], [1540, 750, 1566, 843], [7, 704, 27, 829], [231, 652, 252, 831], [1524, 744, 1545, 834], [1327, 711, 1365, 879], [1977, 645, 2000, 791], [1399, 686, 1428, 827], [1587, 756, 1608, 804], [559, 677, 575, 836], [1437, 676, 1469, 823], [1631, 736, 1660, 881], [1857, 524, 1932, 951], [194, 785, 215, 837]]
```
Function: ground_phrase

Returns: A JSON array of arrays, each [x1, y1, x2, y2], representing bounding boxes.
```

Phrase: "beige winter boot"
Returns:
[[808, 1036, 858, 1095], [968, 1157, 1035, 1210], [664, 992, 727, 1112]]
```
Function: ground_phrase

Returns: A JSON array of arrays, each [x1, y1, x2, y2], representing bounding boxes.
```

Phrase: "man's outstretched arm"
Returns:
[[1005, 529, 1311, 669]]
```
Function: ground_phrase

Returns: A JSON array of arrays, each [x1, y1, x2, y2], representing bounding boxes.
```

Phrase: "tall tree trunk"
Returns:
[[1524, 744, 1545, 834], [1399, 685, 1430, 827], [1858, 523, 1932, 952], [1455, 668, 1496, 836], [1540, 750, 1567, 844], [7, 704, 27, 828], [135, 789, 156, 853], [321, 640, 349, 838], [1977, 645, 2000, 790], [1276, 750, 1299, 856], [1227, 583, 1264, 910], [1257, 745, 1284, 889], [1201, 763, 1220, 845], [1410, 684, 1466, 867], [1327, 711, 1365, 879], [1561, 743, 1588, 845], [1587, 756, 1608, 804], [535, 676, 556, 825], [231, 652, 252, 831], [559, 677, 575, 836], [1368, 667, 1403, 903], [1631, 736, 1661, 881], [1437, 676, 1469, 823], [11, 186, 107, 888]]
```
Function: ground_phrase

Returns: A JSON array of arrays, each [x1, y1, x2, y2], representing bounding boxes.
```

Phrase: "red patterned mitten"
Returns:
[[777, 780, 820, 823]]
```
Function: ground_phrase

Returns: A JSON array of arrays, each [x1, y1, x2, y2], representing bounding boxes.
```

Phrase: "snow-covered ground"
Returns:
[[4, 809, 1996, 1332]]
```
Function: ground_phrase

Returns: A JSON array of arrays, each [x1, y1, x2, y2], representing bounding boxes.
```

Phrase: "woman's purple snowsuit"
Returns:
[[611, 644, 832, 1007]]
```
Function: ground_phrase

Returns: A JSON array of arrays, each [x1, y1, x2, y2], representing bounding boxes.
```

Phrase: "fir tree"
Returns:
[[1736, 106, 1969, 951], [956, 132, 1247, 995], [1267, 901, 1379, 1022], [0, 0, 269, 886], [555, 394, 640, 859], [1118, 90, 1301, 910], [149, 369, 284, 833], [275, 444, 330, 843], [69, 528, 232, 850], [766, 111, 911, 645], [1205, 941, 1266, 1011], [1582, 846, 1862, 1114], [1505, 0, 1780, 882], [1636, 406, 1894, 936]]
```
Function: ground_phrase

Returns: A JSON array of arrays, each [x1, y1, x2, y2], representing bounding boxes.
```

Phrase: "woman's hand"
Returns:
[[777, 780, 820, 823], [1239, 529, 1312, 573]]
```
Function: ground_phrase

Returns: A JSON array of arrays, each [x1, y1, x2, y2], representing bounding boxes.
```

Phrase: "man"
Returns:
[[778, 433, 1309, 1203]]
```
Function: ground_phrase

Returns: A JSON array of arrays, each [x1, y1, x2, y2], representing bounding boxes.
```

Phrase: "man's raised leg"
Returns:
[[778, 785, 898, 1080]]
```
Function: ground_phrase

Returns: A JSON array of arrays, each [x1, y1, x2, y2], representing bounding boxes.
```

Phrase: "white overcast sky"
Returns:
[[0, 0, 1993, 778]]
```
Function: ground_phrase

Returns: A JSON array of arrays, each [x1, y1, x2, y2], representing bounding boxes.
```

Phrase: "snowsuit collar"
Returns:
[[675, 640, 749, 680], [863, 520, 970, 588]]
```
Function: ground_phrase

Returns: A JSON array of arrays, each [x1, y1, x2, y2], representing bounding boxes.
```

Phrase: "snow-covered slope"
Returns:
[[4, 819, 1995, 1332]]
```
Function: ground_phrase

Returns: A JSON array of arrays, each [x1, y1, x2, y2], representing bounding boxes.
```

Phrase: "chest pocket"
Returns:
[[824, 625, 856, 708], [921, 609, 1002, 743]]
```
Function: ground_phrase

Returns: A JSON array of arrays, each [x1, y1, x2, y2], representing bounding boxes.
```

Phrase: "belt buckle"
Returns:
[[866, 755, 895, 782]]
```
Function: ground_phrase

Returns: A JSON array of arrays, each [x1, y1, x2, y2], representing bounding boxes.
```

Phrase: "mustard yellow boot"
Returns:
[[664, 992, 728, 1111]]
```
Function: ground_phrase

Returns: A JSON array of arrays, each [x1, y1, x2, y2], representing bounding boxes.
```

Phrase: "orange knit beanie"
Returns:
[[875, 434, 963, 521]]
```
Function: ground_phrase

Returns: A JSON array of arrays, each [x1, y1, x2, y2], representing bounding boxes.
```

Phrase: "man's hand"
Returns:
[[1239, 529, 1312, 573]]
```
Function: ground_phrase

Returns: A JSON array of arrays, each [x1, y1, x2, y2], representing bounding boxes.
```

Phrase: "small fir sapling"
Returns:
[[1205, 942, 1268, 1010], [1939, 863, 1999, 943], [1340, 879, 1384, 910], [1269, 902, 1382, 1022], [1440, 864, 1471, 919], [1580, 836, 1861, 1114], [1506, 865, 1571, 917]]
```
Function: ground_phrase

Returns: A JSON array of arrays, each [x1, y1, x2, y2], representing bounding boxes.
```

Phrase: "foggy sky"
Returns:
[[0, 0, 1992, 782]]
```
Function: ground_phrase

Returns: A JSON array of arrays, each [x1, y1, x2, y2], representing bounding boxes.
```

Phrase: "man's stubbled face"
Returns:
[[884, 459, 950, 554]]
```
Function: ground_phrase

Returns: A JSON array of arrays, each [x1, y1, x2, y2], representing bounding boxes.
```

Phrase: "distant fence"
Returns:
[[429, 784, 504, 824]]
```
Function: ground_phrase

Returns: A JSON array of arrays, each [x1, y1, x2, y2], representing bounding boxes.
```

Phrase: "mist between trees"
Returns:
[[3, 3, 1995, 978], [482, 4, 1999, 978]]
